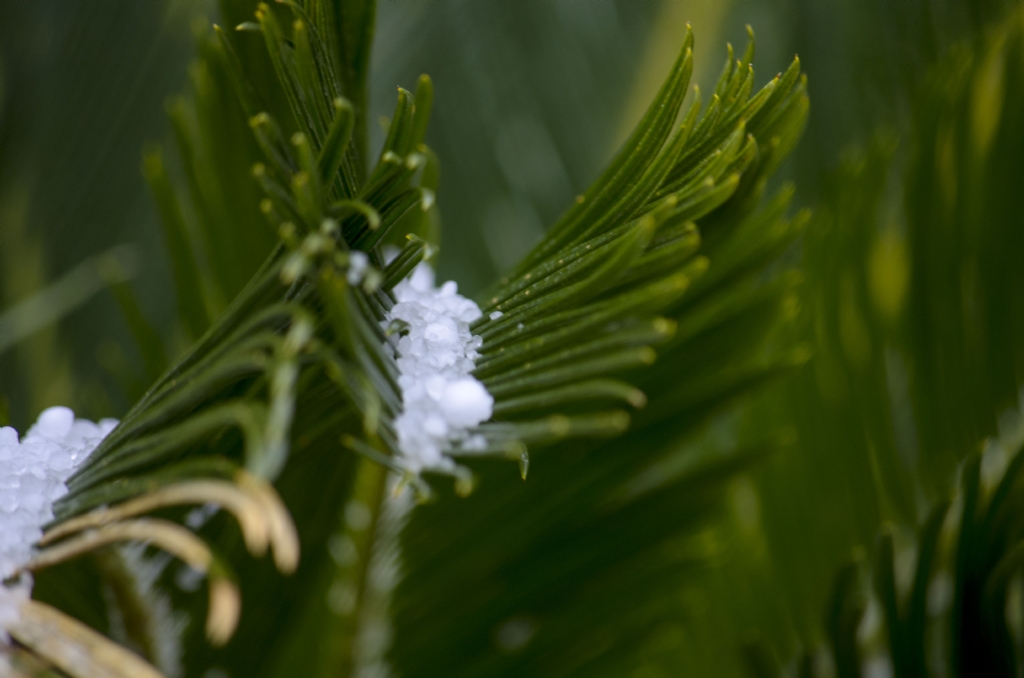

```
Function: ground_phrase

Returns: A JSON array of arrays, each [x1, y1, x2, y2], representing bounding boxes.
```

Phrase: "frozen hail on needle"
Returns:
[[384, 263, 494, 474], [0, 407, 117, 634]]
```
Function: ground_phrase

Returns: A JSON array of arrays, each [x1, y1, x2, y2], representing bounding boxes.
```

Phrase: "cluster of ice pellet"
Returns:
[[385, 263, 494, 472], [0, 407, 116, 630]]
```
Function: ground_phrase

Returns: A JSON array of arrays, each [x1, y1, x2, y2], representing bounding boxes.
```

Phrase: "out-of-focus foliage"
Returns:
[[0, 0, 205, 424], [721, 4, 1024, 676], [812, 408, 1024, 678]]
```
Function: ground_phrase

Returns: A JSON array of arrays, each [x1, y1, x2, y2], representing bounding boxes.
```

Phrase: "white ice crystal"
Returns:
[[385, 263, 493, 473], [347, 251, 370, 285], [0, 406, 117, 633]]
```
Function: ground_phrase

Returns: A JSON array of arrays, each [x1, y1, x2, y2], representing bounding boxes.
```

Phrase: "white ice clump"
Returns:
[[0, 407, 117, 632], [347, 251, 369, 285], [385, 263, 493, 473]]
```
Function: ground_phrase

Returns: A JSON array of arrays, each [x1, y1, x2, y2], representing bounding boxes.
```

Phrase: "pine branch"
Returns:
[[17, 4, 809, 677]]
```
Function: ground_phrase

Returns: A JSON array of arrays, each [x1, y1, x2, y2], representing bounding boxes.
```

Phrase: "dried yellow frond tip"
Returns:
[[206, 578, 241, 646], [5, 599, 165, 678]]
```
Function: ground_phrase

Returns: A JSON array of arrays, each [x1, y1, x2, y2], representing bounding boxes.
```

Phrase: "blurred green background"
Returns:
[[3, 0, 1023, 675]]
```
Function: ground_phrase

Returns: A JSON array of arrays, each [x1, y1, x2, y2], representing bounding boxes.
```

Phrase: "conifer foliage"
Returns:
[[1, 1, 810, 675], [8, 0, 1024, 677]]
